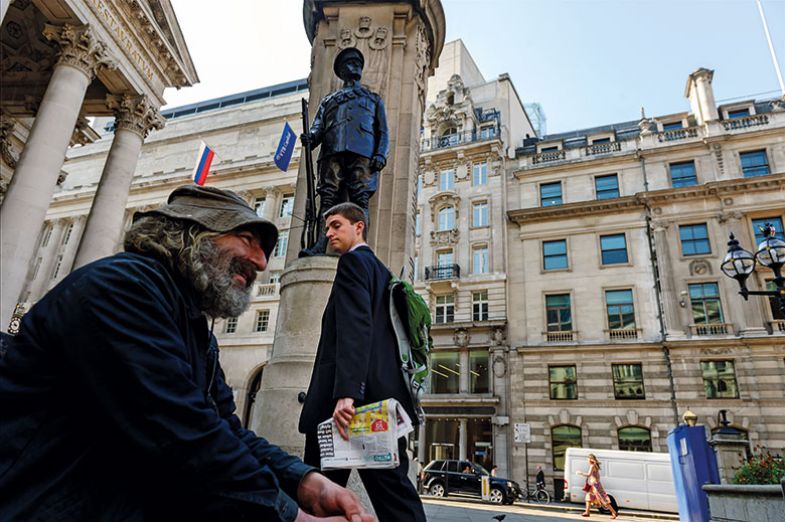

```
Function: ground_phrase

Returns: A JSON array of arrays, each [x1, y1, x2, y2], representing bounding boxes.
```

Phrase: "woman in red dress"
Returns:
[[575, 454, 618, 519]]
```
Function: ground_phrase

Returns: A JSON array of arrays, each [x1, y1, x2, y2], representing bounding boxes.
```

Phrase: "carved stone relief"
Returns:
[[689, 259, 712, 276], [106, 94, 165, 139], [492, 355, 507, 378], [42, 23, 116, 79], [453, 327, 469, 347]]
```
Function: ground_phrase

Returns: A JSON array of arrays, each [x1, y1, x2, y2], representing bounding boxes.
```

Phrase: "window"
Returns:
[[472, 290, 488, 321], [543, 240, 568, 270], [479, 126, 496, 139], [472, 245, 489, 274], [680, 224, 711, 256], [752, 217, 784, 246], [595, 174, 619, 200], [439, 169, 455, 191], [472, 201, 488, 227], [61, 223, 74, 245], [40, 224, 53, 248], [437, 250, 454, 268], [51, 255, 63, 279], [727, 108, 750, 119], [415, 211, 421, 236], [551, 425, 582, 470], [413, 256, 419, 282], [606, 289, 635, 330], [470, 350, 489, 393], [254, 310, 270, 332], [253, 197, 266, 217], [701, 360, 739, 399], [472, 162, 488, 186], [435, 294, 455, 324], [740, 150, 770, 177], [767, 280, 785, 320], [437, 206, 455, 231], [600, 234, 628, 265], [269, 271, 282, 284], [689, 283, 724, 324], [430, 351, 459, 393], [224, 317, 238, 334], [274, 230, 288, 257], [670, 160, 697, 187], [546, 294, 572, 332], [612, 363, 645, 399], [618, 427, 652, 452], [417, 174, 423, 196], [662, 121, 683, 131], [441, 127, 458, 146], [540, 182, 562, 206], [540, 146, 559, 153], [591, 137, 611, 144], [279, 193, 294, 217], [549, 365, 577, 400]]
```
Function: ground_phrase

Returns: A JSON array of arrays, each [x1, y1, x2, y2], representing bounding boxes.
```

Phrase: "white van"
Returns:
[[563, 448, 678, 513]]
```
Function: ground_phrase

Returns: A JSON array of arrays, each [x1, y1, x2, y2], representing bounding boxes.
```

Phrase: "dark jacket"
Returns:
[[298, 246, 416, 435], [310, 84, 389, 163], [0, 252, 313, 521]]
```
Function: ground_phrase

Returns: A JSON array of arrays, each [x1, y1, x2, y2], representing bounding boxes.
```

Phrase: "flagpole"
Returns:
[[755, 0, 785, 96]]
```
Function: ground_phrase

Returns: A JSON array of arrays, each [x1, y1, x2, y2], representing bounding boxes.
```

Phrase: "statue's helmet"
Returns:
[[333, 47, 365, 79]]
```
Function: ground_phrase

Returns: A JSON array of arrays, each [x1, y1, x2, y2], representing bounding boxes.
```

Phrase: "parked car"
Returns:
[[422, 459, 522, 504]]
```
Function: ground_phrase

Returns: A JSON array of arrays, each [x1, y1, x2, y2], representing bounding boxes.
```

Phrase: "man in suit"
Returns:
[[298, 202, 426, 522]]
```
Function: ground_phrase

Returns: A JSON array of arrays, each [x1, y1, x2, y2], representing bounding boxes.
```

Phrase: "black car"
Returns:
[[422, 459, 522, 504]]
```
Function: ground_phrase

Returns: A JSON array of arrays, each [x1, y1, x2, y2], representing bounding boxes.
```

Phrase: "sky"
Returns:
[[164, 0, 785, 135]]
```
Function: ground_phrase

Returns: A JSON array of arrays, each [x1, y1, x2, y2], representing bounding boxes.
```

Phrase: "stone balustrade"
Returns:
[[722, 113, 770, 131]]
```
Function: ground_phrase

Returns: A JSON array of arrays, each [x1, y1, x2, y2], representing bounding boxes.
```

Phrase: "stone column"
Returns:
[[491, 344, 510, 477], [418, 421, 427, 463], [72, 95, 164, 269], [459, 418, 468, 461], [0, 23, 114, 329], [652, 221, 686, 338], [459, 349, 470, 393]]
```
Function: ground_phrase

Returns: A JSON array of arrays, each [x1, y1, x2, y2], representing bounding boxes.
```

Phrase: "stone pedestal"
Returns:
[[710, 435, 751, 484]]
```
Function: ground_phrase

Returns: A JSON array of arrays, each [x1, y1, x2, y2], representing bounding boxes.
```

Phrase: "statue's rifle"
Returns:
[[300, 98, 318, 249]]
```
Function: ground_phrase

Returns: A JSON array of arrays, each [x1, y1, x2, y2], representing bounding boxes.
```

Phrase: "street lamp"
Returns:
[[721, 224, 785, 315]]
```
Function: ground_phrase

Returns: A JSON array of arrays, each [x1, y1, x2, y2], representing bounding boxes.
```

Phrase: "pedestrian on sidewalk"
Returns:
[[576, 454, 618, 519]]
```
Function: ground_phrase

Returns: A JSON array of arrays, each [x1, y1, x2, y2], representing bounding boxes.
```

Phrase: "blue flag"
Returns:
[[274, 121, 297, 172]]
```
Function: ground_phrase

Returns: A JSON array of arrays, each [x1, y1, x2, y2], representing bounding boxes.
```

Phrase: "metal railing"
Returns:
[[544, 330, 576, 342], [657, 127, 699, 142], [420, 128, 499, 152], [722, 114, 769, 131], [425, 264, 461, 281], [690, 323, 732, 336]]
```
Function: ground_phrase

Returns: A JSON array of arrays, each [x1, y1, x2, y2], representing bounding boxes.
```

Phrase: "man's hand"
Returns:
[[370, 155, 385, 172], [297, 472, 375, 522], [333, 397, 355, 441], [301, 132, 313, 148]]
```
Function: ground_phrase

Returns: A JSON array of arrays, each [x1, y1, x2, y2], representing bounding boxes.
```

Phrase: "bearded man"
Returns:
[[0, 185, 374, 522]]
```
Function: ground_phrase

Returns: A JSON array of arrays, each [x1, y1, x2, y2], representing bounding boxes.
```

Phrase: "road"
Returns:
[[422, 498, 676, 522]]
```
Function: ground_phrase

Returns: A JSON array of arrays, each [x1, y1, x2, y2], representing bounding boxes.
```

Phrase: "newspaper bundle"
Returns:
[[318, 398, 413, 470]]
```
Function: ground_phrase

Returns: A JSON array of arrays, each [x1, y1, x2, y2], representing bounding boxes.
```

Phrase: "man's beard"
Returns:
[[189, 239, 257, 319]]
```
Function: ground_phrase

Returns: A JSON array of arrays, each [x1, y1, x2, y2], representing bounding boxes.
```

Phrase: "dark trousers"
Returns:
[[305, 433, 426, 522]]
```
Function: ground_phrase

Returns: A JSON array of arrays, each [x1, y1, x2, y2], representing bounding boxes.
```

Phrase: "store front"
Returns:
[[419, 416, 494, 470]]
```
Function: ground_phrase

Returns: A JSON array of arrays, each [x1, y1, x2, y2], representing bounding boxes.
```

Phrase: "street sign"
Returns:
[[514, 422, 531, 443]]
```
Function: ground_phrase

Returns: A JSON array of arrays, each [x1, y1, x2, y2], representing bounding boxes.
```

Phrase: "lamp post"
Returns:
[[721, 223, 785, 316]]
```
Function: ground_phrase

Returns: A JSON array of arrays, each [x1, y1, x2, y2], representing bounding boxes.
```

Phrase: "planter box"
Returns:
[[702, 483, 784, 522]]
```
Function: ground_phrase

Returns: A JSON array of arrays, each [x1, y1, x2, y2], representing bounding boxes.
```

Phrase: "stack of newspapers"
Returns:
[[318, 398, 413, 470]]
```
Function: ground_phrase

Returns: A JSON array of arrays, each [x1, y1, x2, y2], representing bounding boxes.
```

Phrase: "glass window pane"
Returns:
[[670, 161, 697, 187], [618, 427, 652, 452], [551, 425, 582, 470], [430, 352, 460, 393], [740, 150, 770, 177], [470, 350, 489, 394], [752, 217, 784, 245]]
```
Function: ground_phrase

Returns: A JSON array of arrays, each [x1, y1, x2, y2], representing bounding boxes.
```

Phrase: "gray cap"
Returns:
[[135, 185, 279, 259]]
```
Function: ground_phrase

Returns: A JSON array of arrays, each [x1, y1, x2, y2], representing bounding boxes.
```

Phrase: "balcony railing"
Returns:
[[585, 141, 621, 155], [425, 264, 460, 281], [420, 128, 499, 152], [544, 330, 576, 342], [722, 114, 769, 131], [657, 127, 699, 142], [532, 149, 566, 164], [606, 328, 640, 341], [255, 283, 279, 297], [769, 320, 785, 333], [690, 323, 733, 336]]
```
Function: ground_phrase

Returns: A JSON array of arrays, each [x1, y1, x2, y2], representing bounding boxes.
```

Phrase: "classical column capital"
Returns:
[[106, 94, 165, 139], [43, 23, 117, 79]]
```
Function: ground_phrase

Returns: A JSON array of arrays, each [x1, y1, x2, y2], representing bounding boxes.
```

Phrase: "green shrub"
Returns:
[[732, 449, 785, 485]]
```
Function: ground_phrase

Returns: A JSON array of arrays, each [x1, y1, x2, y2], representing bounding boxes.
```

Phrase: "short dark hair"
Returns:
[[324, 202, 366, 227]]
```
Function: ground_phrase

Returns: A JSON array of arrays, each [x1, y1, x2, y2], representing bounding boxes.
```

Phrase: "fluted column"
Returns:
[[0, 23, 115, 330], [72, 95, 164, 269], [651, 221, 686, 338]]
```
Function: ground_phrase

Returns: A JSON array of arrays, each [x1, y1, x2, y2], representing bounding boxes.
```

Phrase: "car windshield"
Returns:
[[473, 463, 490, 475]]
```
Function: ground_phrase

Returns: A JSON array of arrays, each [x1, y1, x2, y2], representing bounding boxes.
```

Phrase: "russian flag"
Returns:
[[192, 141, 215, 186]]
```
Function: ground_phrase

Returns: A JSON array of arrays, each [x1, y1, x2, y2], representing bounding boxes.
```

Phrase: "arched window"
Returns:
[[618, 426, 652, 452], [440, 127, 458, 147], [438, 206, 455, 231], [551, 425, 581, 470]]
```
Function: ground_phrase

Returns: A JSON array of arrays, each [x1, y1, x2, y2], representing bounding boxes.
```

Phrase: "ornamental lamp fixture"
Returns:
[[721, 224, 785, 317]]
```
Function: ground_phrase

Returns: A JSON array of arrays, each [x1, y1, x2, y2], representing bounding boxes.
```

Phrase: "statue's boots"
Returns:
[[298, 234, 331, 258]]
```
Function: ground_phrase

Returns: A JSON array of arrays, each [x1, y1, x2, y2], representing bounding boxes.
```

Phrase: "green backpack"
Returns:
[[388, 275, 431, 421]]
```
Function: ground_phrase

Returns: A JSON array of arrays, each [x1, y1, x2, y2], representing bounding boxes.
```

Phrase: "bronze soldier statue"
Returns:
[[300, 48, 389, 257]]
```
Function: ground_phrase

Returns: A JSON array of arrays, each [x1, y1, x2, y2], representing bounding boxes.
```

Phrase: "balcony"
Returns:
[[768, 320, 785, 334], [657, 126, 699, 142], [532, 149, 566, 164], [543, 330, 576, 343], [425, 264, 460, 281], [689, 323, 733, 336], [722, 114, 769, 131], [606, 328, 640, 341], [254, 283, 279, 298], [585, 141, 621, 156], [420, 128, 499, 152]]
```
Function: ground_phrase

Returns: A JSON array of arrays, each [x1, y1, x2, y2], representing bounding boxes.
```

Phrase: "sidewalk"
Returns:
[[420, 495, 680, 521]]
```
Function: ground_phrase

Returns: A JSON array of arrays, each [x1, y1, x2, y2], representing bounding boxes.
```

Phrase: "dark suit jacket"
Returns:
[[298, 246, 416, 434]]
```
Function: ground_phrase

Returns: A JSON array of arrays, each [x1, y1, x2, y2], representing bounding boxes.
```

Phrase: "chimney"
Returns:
[[685, 68, 719, 125]]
